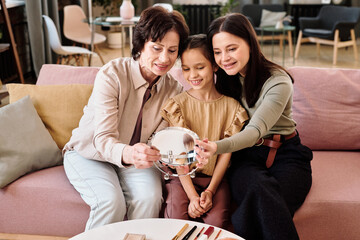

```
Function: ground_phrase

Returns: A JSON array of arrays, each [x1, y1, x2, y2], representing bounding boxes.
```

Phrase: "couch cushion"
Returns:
[[294, 151, 360, 240], [0, 96, 62, 188], [37, 64, 99, 85], [7, 84, 94, 149], [259, 9, 286, 27], [289, 67, 360, 150], [0, 166, 89, 237]]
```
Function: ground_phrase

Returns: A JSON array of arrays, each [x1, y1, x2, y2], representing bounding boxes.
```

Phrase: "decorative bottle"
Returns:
[[120, 0, 135, 20]]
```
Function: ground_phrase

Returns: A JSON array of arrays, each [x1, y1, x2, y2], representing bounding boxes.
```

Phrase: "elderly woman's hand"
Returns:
[[122, 143, 161, 168], [194, 138, 217, 168]]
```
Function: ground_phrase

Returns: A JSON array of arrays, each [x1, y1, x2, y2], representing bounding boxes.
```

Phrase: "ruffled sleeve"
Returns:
[[224, 104, 249, 138], [160, 98, 189, 128]]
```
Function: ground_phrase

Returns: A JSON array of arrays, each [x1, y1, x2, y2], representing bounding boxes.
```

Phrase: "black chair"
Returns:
[[242, 4, 294, 56], [294, 6, 360, 65]]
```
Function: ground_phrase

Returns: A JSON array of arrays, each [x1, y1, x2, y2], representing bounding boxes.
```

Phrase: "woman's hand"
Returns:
[[200, 190, 213, 212], [122, 143, 161, 168], [188, 196, 206, 219], [195, 139, 217, 168]]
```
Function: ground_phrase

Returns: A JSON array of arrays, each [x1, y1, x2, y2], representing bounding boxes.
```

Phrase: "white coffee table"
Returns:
[[70, 218, 244, 240]]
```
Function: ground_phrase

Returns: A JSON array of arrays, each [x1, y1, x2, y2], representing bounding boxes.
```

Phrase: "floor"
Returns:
[[0, 233, 68, 240]]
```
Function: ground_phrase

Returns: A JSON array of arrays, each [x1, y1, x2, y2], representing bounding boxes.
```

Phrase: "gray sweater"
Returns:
[[216, 70, 296, 154]]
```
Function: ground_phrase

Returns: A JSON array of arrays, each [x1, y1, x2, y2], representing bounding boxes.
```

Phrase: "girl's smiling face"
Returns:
[[181, 48, 217, 91]]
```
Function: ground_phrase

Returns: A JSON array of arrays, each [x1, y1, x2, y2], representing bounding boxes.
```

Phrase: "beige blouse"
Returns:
[[161, 92, 249, 176], [63, 57, 183, 167]]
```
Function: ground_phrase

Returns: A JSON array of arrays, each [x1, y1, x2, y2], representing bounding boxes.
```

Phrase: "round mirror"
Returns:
[[150, 127, 199, 179]]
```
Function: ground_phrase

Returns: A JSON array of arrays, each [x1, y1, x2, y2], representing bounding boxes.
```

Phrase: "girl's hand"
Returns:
[[195, 139, 217, 168], [122, 143, 161, 168], [188, 196, 205, 218], [200, 190, 213, 212]]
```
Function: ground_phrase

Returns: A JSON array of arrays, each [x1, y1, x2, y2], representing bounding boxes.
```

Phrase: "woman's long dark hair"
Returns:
[[207, 13, 293, 107]]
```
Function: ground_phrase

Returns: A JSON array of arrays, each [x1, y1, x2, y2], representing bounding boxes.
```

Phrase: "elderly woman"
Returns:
[[62, 6, 198, 230]]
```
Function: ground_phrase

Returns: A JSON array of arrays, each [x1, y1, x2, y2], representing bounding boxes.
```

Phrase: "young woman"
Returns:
[[161, 34, 248, 229], [194, 13, 313, 240]]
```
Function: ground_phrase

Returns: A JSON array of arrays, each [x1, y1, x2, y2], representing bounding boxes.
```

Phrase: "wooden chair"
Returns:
[[295, 6, 360, 65], [0, 0, 24, 84]]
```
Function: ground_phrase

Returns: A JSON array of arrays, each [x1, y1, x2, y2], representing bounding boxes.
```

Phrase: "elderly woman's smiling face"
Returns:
[[139, 29, 180, 83]]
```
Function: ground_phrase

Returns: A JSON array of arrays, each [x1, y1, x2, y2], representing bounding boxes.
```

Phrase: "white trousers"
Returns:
[[63, 150, 163, 230]]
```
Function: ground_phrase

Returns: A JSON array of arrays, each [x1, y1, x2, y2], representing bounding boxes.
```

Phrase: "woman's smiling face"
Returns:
[[139, 30, 180, 83], [212, 31, 250, 77]]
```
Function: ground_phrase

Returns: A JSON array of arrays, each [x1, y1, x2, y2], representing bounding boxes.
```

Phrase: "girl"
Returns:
[[196, 13, 313, 240], [161, 34, 248, 228]]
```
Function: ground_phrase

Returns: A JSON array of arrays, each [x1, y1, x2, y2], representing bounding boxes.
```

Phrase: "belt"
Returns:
[[255, 131, 297, 168]]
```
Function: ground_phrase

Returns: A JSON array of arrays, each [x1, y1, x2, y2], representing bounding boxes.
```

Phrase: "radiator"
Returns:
[[177, 4, 221, 35]]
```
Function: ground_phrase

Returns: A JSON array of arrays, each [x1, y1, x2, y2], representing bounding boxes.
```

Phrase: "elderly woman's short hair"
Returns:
[[132, 6, 189, 60]]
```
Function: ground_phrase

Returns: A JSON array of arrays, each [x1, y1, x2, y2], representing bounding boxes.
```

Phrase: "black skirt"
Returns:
[[227, 133, 312, 240]]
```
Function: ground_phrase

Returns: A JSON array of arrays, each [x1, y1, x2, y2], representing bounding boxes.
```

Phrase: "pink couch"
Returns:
[[0, 64, 359, 239], [289, 67, 360, 240]]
